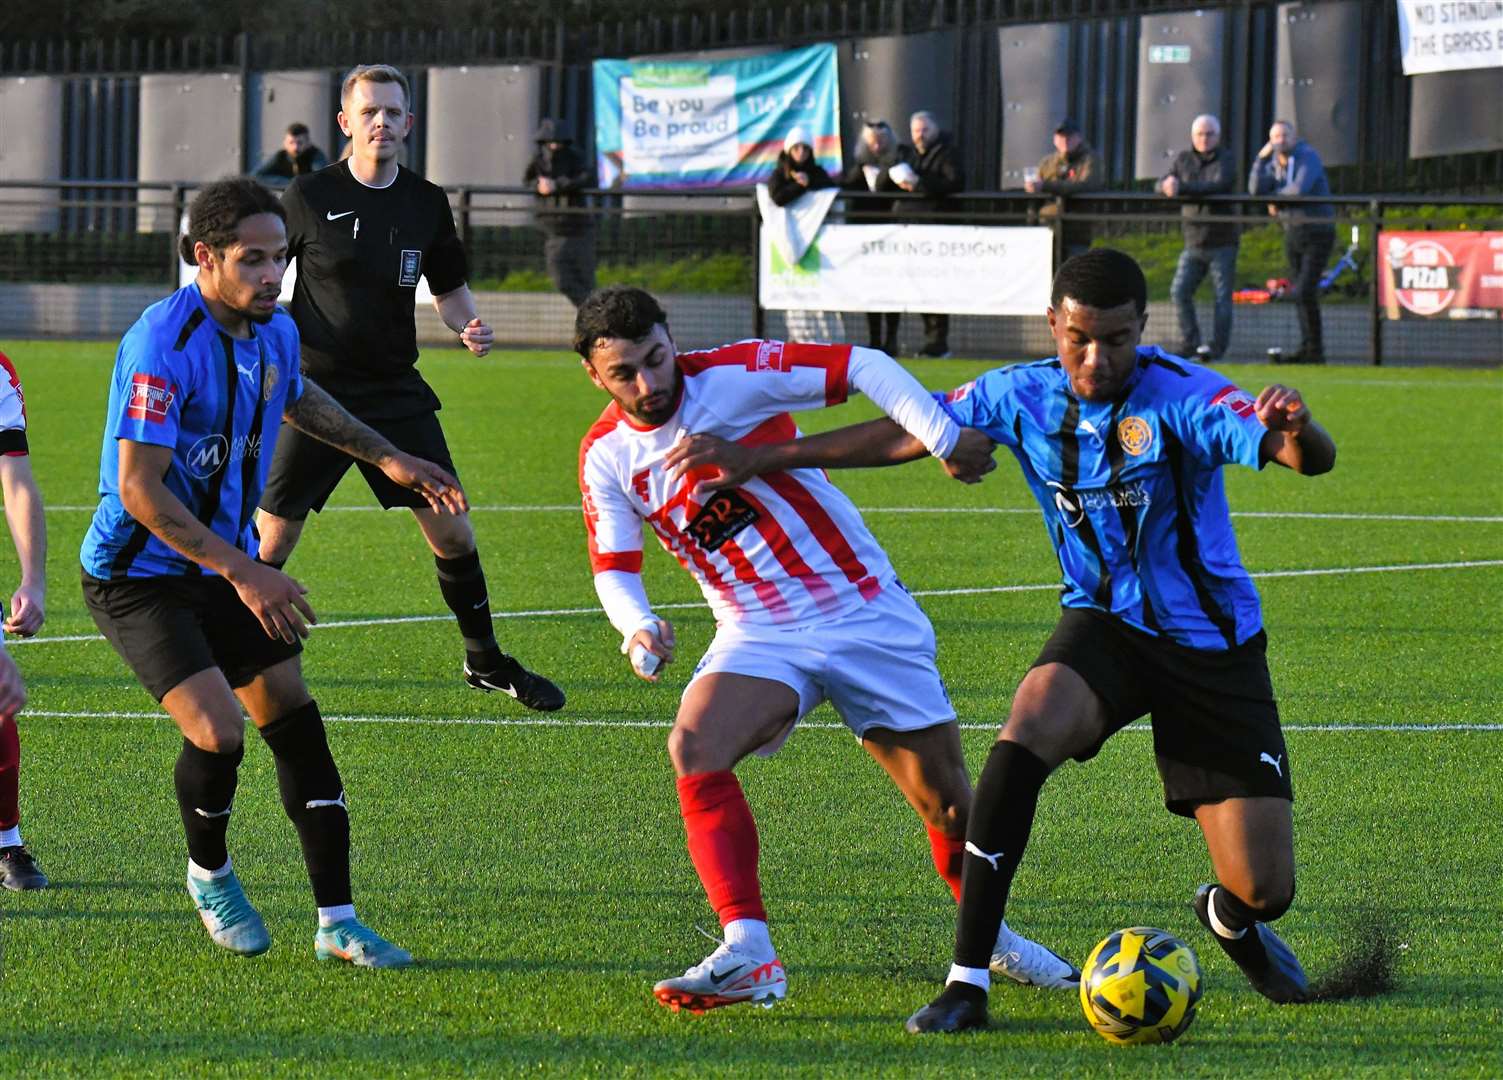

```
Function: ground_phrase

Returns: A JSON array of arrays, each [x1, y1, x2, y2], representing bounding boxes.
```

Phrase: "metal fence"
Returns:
[[4, 1, 1502, 197], [0, 180, 1498, 366]]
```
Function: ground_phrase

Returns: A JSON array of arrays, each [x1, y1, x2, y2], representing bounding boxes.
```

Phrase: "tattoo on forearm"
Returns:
[[149, 510, 206, 558], [284, 381, 394, 465]]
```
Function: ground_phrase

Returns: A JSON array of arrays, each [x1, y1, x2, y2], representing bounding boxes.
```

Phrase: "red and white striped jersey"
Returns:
[[579, 339, 896, 628], [0, 351, 28, 457]]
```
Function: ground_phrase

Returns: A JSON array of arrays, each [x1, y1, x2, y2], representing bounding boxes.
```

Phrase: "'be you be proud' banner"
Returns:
[[593, 44, 840, 190]]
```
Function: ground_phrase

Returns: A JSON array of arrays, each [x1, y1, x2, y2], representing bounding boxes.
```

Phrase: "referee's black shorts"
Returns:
[[82, 571, 302, 701], [1031, 607, 1293, 817], [259, 411, 458, 520]]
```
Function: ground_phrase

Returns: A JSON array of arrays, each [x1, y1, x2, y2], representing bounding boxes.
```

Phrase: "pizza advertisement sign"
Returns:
[[1378, 231, 1503, 321]]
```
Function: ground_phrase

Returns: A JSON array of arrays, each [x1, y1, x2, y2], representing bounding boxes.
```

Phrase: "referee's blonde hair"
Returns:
[[341, 64, 411, 110]]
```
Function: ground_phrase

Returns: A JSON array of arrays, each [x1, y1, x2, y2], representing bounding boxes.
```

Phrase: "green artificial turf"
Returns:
[[0, 339, 1498, 1076]]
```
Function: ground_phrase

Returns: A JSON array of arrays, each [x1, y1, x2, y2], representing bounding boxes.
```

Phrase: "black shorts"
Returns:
[[1031, 607, 1293, 817], [82, 571, 302, 701], [259, 410, 458, 519]]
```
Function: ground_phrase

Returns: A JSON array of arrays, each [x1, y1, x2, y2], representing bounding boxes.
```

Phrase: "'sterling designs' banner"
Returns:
[[759, 224, 1054, 315], [1396, 1, 1503, 75], [593, 44, 840, 190], [1379, 231, 1503, 320]]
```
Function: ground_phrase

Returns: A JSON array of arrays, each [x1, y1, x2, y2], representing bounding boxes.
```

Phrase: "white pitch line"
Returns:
[[17, 709, 1503, 734], [10, 558, 1501, 647], [31, 504, 1503, 523]]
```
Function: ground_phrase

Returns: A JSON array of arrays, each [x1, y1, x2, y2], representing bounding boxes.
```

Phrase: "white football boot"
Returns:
[[653, 940, 787, 1013], [991, 919, 1080, 989]]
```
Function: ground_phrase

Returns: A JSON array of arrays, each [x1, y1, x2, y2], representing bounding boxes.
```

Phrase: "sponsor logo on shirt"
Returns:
[[687, 488, 760, 551], [186, 431, 261, 479], [1117, 416, 1153, 456], [945, 381, 975, 403], [126, 374, 175, 423], [398, 249, 422, 287], [754, 340, 784, 373], [1210, 385, 1257, 419], [1046, 479, 1151, 529]]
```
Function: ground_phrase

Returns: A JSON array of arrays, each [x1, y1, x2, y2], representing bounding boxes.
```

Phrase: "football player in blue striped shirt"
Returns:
[[81, 177, 467, 967], [665, 248, 1337, 1030]]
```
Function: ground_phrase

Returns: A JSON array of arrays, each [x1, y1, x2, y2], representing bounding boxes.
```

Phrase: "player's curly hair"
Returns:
[[178, 178, 285, 265], [1050, 247, 1148, 316], [573, 286, 670, 361]]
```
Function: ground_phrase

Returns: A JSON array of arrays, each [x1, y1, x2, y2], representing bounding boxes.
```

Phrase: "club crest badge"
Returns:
[[1117, 416, 1153, 456]]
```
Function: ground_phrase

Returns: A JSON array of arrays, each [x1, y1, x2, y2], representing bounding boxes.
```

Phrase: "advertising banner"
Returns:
[[759, 224, 1053, 315], [1396, 1, 1503, 75], [1378, 231, 1503, 319], [593, 44, 840, 190]]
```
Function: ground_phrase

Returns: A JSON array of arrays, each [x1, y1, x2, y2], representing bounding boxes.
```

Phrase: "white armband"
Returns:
[[847, 347, 960, 459]]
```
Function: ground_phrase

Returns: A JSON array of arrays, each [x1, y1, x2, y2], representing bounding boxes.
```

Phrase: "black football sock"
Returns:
[[435, 550, 501, 664], [1210, 885, 1259, 937], [174, 738, 243, 872], [259, 700, 351, 908], [953, 740, 1052, 970]]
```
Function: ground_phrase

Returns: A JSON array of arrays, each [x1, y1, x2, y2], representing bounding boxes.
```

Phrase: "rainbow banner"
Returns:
[[593, 44, 840, 190]]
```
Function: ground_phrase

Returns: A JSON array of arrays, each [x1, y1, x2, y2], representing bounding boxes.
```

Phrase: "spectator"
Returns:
[[1026, 120, 1098, 262], [842, 120, 913, 354], [253, 123, 328, 188], [768, 127, 835, 207], [1249, 120, 1335, 364], [525, 119, 596, 309], [894, 110, 965, 358], [1160, 114, 1240, 361]]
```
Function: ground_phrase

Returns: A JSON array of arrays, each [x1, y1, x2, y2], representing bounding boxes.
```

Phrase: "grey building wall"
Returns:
[[137, 73, 244, 229], [1273, 1, 1362, 167], [997, 24, 1071, 188], [0, 76, 64, 231], [1134, 10, 1228, 179]]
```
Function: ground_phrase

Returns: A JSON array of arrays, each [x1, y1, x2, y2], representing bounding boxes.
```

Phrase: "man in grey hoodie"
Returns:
[[1249, 121, 1335, 364]]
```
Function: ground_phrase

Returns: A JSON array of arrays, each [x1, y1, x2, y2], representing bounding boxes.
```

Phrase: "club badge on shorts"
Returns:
[[398, 250, 422, 287]]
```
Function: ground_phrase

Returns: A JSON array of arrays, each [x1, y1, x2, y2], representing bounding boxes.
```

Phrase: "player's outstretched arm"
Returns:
[[284, 380, 468, 515], [433, 285, 493, 357], [117, 440, 315, 643], [667, 418, 926, 489], [0, 454, 46, 636], [1256, 384, 1336, 475]]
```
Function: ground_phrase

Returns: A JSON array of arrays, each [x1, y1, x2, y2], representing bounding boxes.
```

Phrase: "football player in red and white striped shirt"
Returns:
[[575, 287, 1076, 1012], [0, 350, 47, 890]]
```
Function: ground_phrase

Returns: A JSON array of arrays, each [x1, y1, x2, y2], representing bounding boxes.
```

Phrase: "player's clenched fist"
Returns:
[[1255, 384, 1310, 433], [624, 617, 676, 682], [940, 427, 998, 484], [459, 317, 493, 357]]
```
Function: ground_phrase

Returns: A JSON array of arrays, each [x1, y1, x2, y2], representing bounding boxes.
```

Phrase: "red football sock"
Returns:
[[927, 823, 964, 902], [676, 770, 766, 925], [0, 715, 20, 830]]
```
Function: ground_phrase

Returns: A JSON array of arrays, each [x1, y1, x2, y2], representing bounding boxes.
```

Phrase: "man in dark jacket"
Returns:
[[524, 119, 596, 308], [842, 120, 913, 355], [1026, 120, 1098, 264], [895, 111, 965, 357], [1160, 114, 1239, 361], [1249, 121, 1335, 364], [253, 124, 328, 189]]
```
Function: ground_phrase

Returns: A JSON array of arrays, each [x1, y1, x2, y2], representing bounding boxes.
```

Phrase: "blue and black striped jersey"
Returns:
[[936, 346, 1270, 651], [81, 282, 305, 580]]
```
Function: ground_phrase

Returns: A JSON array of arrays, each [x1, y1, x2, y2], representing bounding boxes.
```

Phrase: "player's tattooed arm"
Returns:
[[283, 380, 469, 514], [118, 440, 318, 643]]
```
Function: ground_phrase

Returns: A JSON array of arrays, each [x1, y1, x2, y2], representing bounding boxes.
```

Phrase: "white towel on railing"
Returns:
[[755, 183, 839, 268]]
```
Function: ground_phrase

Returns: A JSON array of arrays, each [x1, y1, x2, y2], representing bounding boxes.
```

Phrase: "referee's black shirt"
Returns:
[[283, 161, 468, 419]]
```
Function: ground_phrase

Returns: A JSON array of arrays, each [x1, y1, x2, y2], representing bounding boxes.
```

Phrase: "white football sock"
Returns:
[[187, 857, 232, 882], [318, 903, 356, 928], [0, 825, 22, 848], [947, 963, 990, 991], [723, 918, 774, 958]]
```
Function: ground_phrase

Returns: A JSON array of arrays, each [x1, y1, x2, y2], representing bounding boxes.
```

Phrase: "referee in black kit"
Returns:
[[258, 63, 563, 711]]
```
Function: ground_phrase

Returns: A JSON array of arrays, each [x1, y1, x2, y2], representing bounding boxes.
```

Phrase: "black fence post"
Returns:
[[167, 184, 184, 286], [1369, 197, 1384, 367], [751, 202, 765, 339], [458, 186, 473, 252], [1053, 195, 1065, 270]]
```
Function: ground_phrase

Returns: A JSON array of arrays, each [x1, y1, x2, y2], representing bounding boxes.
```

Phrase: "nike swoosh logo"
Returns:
[[326, 210, 355, 221], [707, 962, 749, 987]]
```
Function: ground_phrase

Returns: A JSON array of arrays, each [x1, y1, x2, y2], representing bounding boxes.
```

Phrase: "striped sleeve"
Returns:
[[579, 418, 644, 576]]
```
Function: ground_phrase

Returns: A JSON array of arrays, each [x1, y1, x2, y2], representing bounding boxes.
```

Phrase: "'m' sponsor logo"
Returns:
[[185, 431, 261, 479]]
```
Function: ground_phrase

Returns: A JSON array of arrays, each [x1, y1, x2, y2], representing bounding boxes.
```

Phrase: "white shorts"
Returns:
[[685, 582, 956, 754]]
